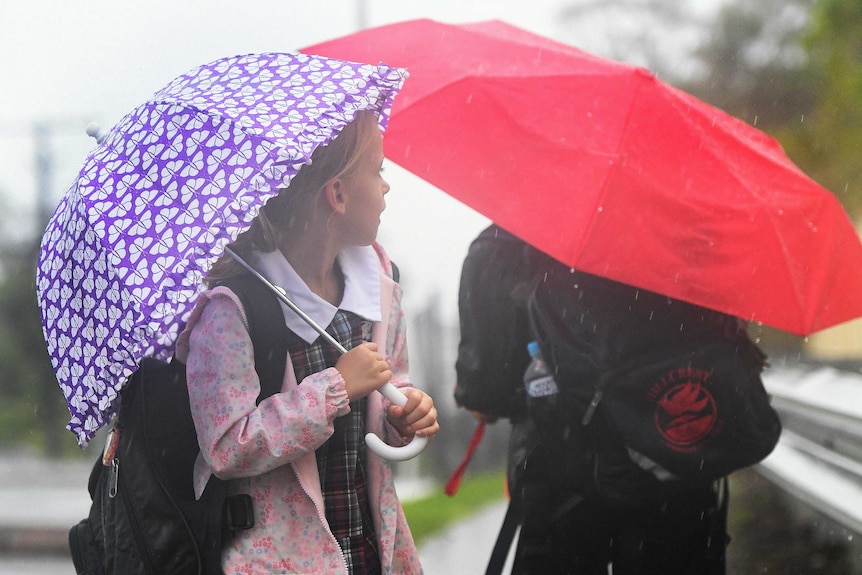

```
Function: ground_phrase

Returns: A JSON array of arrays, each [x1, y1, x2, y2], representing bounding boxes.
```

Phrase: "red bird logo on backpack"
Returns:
[[650, 367, 720, 453]]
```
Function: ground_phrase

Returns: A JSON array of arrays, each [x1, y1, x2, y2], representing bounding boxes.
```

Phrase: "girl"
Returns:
[[176, 110, 438, 574]]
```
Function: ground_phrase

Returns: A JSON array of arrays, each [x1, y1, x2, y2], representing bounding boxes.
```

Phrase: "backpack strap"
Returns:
[[485, 496, 522, 575], [191, 274, 291, 549], [216, 274, 289, 402]]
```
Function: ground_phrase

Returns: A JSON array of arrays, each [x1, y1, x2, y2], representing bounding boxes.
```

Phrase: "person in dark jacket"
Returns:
[[454, 224, 742, 575]]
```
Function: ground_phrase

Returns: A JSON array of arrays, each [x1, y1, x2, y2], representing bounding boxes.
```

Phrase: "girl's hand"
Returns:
[[386, 389, 439, 439], [336, 342, 391, 400]]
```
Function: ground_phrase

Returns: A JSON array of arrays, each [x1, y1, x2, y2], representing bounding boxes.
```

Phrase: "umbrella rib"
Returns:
[[667, 91, 812, 329], [567, 71, 648, 263], [644, 86, 810, 332]]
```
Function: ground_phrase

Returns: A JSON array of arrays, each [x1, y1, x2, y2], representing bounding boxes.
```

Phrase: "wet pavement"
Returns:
[[0, 453, 506, 575], [0, 452, 90, 574], [2, 454, 859, 574], [419, 500, 514, 575]]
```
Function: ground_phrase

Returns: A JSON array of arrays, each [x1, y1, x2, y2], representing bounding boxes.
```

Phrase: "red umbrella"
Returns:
[[304, 19, 862, 336]]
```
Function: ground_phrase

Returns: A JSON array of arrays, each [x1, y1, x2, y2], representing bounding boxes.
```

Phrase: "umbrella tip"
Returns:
[[86, 122, 106, 143]]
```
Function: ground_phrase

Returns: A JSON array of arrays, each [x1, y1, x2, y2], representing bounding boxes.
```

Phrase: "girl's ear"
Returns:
[[323, 177, 348, 214]]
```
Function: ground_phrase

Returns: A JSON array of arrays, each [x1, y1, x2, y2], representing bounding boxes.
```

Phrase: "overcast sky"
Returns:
[[0, 0, 721, 325]]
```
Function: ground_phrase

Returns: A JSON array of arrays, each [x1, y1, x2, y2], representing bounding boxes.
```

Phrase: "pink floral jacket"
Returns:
[[175, 244, 423, 574]]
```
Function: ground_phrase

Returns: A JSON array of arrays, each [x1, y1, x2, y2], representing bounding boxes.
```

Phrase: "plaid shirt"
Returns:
[[287, 309, 382, 575]]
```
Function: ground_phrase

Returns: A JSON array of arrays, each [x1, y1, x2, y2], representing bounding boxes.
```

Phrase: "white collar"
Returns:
[[248, 246, 382, 344]]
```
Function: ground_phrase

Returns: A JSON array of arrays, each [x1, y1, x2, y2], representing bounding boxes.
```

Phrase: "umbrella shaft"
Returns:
[[224, 247, 348, 354]]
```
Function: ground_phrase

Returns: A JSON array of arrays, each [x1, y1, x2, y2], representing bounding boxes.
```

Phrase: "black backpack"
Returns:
[[526, 258, 781, 504], [454, 225, 533, 419], [68, 274, 288, 575]]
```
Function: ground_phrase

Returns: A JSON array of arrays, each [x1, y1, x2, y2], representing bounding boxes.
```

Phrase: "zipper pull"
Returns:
[[108, 458, 120, 499], [102, 427, 119, 466], [581, 389, 603, 426]]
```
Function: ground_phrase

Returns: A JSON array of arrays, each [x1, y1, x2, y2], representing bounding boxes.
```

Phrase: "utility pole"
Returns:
[[357, 0, 369, 30], [33, 122, 54, 234]]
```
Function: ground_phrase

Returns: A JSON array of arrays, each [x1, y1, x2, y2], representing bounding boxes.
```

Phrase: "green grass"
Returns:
[[402, 470, 508, 546]]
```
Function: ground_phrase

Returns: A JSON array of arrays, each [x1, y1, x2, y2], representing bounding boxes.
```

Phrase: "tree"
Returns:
[[680, 0, 862, 218], [0, 123, 88, 457], [557, 0, 823, 143], [557, 0, 707, 82], [781, 0, 862, 217], [680, 0, 819, 129], [0, 241, 74, 457]]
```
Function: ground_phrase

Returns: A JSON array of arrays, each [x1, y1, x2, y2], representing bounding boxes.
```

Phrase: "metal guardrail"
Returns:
[[758, 362, 862, 535]]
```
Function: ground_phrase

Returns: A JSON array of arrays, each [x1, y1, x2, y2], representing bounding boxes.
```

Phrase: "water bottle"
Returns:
[[524, 341, 560, 427]]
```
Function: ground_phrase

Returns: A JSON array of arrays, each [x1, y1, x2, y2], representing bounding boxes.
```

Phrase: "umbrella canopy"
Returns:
[[37, 52, 406, 446], [304, 19, 862, 337]]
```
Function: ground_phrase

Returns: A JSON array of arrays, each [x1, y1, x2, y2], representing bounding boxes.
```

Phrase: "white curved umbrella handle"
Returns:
[[225, 248, 429, 462], [365, 382, 429, 461]]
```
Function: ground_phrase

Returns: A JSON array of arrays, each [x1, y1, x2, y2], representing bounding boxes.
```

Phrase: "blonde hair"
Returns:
[[205, 110, 380, 285]]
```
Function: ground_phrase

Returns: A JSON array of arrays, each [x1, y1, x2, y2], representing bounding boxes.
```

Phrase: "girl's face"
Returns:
[[340, 128, 390, 246]]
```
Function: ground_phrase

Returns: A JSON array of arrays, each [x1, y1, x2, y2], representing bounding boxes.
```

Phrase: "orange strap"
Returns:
[[444, 422, 486, 496]]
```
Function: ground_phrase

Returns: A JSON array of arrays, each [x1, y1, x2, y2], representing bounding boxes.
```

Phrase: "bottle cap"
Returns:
[[527, 341, 540, 356]]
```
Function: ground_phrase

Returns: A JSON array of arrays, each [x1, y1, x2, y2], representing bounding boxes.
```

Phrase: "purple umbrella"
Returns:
[[37, 52, 407, 448]]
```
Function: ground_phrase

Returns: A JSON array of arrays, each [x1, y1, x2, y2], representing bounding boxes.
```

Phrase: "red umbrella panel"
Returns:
[[303, 19, 862, 336]]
